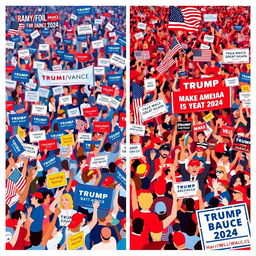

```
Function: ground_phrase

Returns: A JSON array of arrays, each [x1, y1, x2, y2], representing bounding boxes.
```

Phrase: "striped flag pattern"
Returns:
[[193, 49, 212, 62], [134, 51, 150, 61], [132, 81, 144, 125], [8, 21, 25, 36], [156, 37, 182, 74], [76, 119, 87, 132], [8, 168, 26, 191], [168, 6, 202, 32], [5, 179, 16, 206]]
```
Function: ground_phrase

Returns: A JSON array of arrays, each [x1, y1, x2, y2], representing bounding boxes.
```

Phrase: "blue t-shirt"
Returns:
[[30, 205, 44, 232]]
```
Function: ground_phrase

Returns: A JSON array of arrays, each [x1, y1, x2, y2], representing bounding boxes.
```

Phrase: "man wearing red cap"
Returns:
[[172, 231, 189, 250]]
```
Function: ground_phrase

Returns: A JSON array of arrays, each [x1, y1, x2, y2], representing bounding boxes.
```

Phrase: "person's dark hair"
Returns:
[[164, 243, 177, 250], [30, 231, 42, 246], [118, 196, 126, 213], [104, 143, 112, 152], [6, 204, 9, 217], [172, 222, 181, 232], [194, 240, 202, 250], [208, 197, 219, 208], [186, 221, 197, 236], [61, 159, 69, 170], [11, 210, 22, 220], [132, 218, 144, 234], [77, 155, 87, 164], [38, 176, 46, 187], [185, 198, 195, 211], [109, 162, 116, 173]]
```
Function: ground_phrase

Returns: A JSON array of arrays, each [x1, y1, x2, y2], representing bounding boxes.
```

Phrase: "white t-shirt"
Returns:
[[217, 160, 230, 173], [58, 209, 77, 226], [46, 232, 63, 250], [91, 237, 117, 250]]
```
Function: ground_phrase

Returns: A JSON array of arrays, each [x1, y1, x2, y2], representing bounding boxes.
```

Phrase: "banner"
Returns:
[[25, 91, 39, 102], [9, 113, 29, 126], [222, 49, 249, 64], [115, 167, 126, 188], [38, 87, 50, 98], [93, 121, 111, 133], [130, 143, 143, 159], [29, 130, 46, 143], [7, 136, 25, 158], [233, 136, 250, 153], [6, 101, 14, 112], [47, 171, 67, 189], [75, 184, 113, 209], [105, 45, 121, 55], [31, 115, 49, 127], [31, 104, 47, 115], [6, 79, 17, 90], [76, 6, 93, 15], [225, 77, 239, 87], [83, 107, 98, 117], [107, 129, 123, 144], [177, 121, 192, 132], [130, 124, 146, 136], [203, 14, 218, 22], [94, 67, 105, 75], [39, 139, 58, 151], [220, 125, 235, 137], [193, 123, 207, 133], [77, 24, 93, 35], [40, 155, 59, 170], [58, 118, 76, 130], [77, 132, 92, 142], [107, 74, 122, 85], [67, 107, 80, 118], [60, 134, 75, 146], [21, 143, 38, 158], [239, 72, 250, 84], [144, 78, 156, 92], [92, 40, 104, 49], [110, 53, 126, 69], [196, 204, 250, 250], [90, 155, 108, 169], [46, 131, 66, 142], [37, 66, 94, 86], [12, 70, 30, 83], [68, 231, 84, 250], [116, 36, 126, 47], [102, 86, 115, 96], [98, 58, 110, 67], [173, 180, 199, 199]]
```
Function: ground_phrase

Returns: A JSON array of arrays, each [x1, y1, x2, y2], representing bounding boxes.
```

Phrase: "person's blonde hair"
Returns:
[[138, 193, 153, 210], [216, 166, 228, 180], [59, 193, 74, 209]]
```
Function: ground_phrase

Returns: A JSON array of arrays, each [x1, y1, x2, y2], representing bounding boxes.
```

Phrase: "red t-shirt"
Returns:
[[130, 233, 148, 250]]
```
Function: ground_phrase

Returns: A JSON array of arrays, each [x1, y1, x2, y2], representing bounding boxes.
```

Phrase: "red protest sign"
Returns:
[[104, 12, 111, 17], [171, 87, 231, 114], [76, 53, 90, 62], [102, 86, 115, 96], [119, 112, 126, 128], [6, 65, 15, 73], [180, 76, 223, 91], [220, 125, 235, 137], [193, 123, 207, 133], [6, 101, 14, 111], [93, 121, 111, 133], [39, 139, 58, 152], [83, 107, 99, 117], [47, 14, 60, 22]]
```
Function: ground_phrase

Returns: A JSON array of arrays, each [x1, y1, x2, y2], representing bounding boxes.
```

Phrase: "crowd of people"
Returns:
[[130, 6, 250, 250], [6, 6, 126, 250]]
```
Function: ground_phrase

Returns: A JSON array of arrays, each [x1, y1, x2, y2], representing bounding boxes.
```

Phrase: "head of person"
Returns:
[[154, 201, 167, 220], [231, 185, 246, 201], [30, 192, 44, 206], [216, 166, 228, 180], [136, 163, 148, 178], [217, 179, 229, 192], [138, 192, 153, 210], [197, 131, 205, 142], [221, 151, 230, 163], [159, 144, 170, 158], [173, 232, 186, 249], [187, 159, 201, 177], [100, 227, 112, 243], [68, 212, 86, 231], [185, 198, 195, 211], [186, 220, 197, 236], [132, 218, 144, 235], [81, 168, 95, 184], [60, 193, 74, 209], [154, 179, 166, 195]]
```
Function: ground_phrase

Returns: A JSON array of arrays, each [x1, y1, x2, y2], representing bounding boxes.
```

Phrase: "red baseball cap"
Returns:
[[196, 147, 205, 152], [217, 179, 229, 186], [173, 232, 185, 246], [236, 127, 245, 133], [30, 192, 43, 199], [152, 137, 164, 144], [101, 176, 114, 187], [68, 213, 86, 228], [231, 185, 246, 194], [120, 217, 126, 228], [188, 159, 200, 167], [115, 158, 123, 166]]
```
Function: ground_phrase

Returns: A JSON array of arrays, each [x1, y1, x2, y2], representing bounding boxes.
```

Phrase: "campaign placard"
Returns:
[[46, 131, 66, 142], [109, 32, 116, 37], [60, 134, 74, 146], [110, 53, 126, 69], [107, 74, 122, 85], [52, 86, 64, 95], [98, 58, 110, 67], [25, 90, 40, 102], [134, 32, 144, 40], [58, 118, 76, 130], [21, 143, 39, 159], [196, 203, 251, 250], [29, 130, 46, 143], [233, 136, 250, 153], [92, 39, 104, 49], [59, 95, 72, 105], [67, 107, 80, 118], [222, 49, 249, 64], [47, 171, 67, 189], [105, 45, 121, 55], [94, 67, 105, 75], [201, 43, 210, 50], [39, 139, 58, 151], [83, 107, 99, 117], [137, 22, 147, 30], [239, 72, 250, 84], [239, 92, 250, 101], [30, 30, 40, 39], [96, 94, 110, 106], [6, 41, 15, 49], [33, 61, 45, 70], [52, 64, 62, 71], [12, 70, 30, 83], [68, 231, 84, 250], [144, 78, 156, 92], [119, 143, 126, 158], [9, 113, 29, 126], [193, 123, 207, 133], [40, 155, 59, 170], [225, 77, 239, 87], [105, 22, 114, 31], [204, 35, 214, 43], [31, 115, 49, 126], [241, 85, 250, 92], [76, 6, 93, 16], [220, 125, 235, 137], [38, 87, 50, 98], [203, 14, 218, 22], [203, 112, 215, 122], [77, 24, 93, 35], [18, 49, 30, 59], [138, 99, 168, 122], [116, 36, 126, 47], [6, 79, 17, 90], [119, 112, 126, 128], [109, 97, 120, 109], [130, 124, 146, 136], [6, 101, 14, 112], [115, 167, 126, 188], [75, 184, 113, 210], [177, 121, 192, 132], [78, 132, 92, 142], [7, 136, 25, 158], [107, 129, 123, 144], [173, 180, 199, 199], [90, 155, 108, 169], [130, 143, 143, 159], [102, 86, 115, 96], [39, 44, 49, 51], [93, 121, 111, 133], [31, 104, 47, 115]]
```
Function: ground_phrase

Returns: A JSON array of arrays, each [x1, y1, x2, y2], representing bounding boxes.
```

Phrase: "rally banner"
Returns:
[[25, 91, 39, 102], [193, 123, 207, 133], [37, 66, 94, 86], [222, 48, 249, 64], [220, 125, 235, 137], [67, 107, 80, 118], [12, 70, 30, 83], [196, 204, 250, 250], [6, 101, 14, 112], [110, 53, 126, 69], [31, 104, 47, 115], [233, 136, 250, 153], [173, 180, 199, 199], [105, 45, 121, 55], [47, 171, 67, 189], [107, 74, 122, 85], [29, 130, 46, 143], [77, 132, 92, 142], [225, 77, 239, 87], [94, 67, 105, 75], [107, 129, 123, 144], [98, 58, 110, 67], [58, 118, 76, 130], [77, 24, 93, 35], [203, 14, 218, 22], [177, 121, 192, 132], [40, 155, 59, 170], [39, 139, 58, 152], [102, 86, 115, 96], [144, 78, 156, 92], [239, 72, 250, 84], [129, 143, 143, 159], [83, 107, 99, 117], [46, 131, 66, 142], [60, 134, 75, 146], [9, 113, 29, 126], [119, 112, 126, 128], [76, 6, 93, 15], [7, 136, 25, 158], [31, 115, 49, 126]]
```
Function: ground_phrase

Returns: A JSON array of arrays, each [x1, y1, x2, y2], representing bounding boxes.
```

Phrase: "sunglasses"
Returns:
[[232, 191, 241, 194], [216, 171, 224, 174]]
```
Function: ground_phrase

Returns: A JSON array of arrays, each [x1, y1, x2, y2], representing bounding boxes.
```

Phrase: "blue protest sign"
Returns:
[[105, 45, 121, 55], [116, 36, 126, 47], [42, 29, 50, 36], [202, 27, 209, 32], [77, 35, 87, 41], [31, 115, 49, 126], [63, 38, 72, 45], [75, 184, 113, 210], [58, 118, 76, 130], [12, 70, 30, 83], [116, 30, 124, 36], [46, 131, 67, 142], [7, 136, 25, 158], [234, 25, 243, 30], [40, 155, 59, 170], [107, 129, 122, 144], [196, 203, 251, 250], [24, 28, 33, 34], [178, 71, 188, 77], [76, 6, 93, 16], [115, 167, 126, 188], [83, 140, 100, 152], [239, 72, 250, 84], [157, 46, 165, 52], [28, 46, 37, 54], [10, 36, 20, 43], [63, 53, 74, 62], [107, 74, 122, 85], [56, 49, 65, 57], [9, 113, 29, 126]]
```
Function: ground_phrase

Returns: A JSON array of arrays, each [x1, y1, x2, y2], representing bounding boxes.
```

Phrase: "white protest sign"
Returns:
[[239, 92, 250, 101], [52, 65, 62, 71], [90, 155, 108, 169], [78, 132, 92, 142], [25, 81, 37, 90], [59, 95, 72, 105], [52, 86, 64, 95], [29, 130, 46, 143], [130, 124, 146, 136], [21, 143, 39, 158], [110, 53, 126, 69], [134, 32, 144, 40], [77, 25, 93, 35], [204, 35, 214, 43], [98, 58, 110, 67], [95, 19, 103, 25], [109, 97, 120, 109], [200, 43, 210, 50], [105, 22, 114, 31], [81, 42, 87, 48], [71, 14, 78, 20], [196, 203, 251, 250], [39, 88, 50, 98], [225, 77, 239, 87], [6, 41, 15, 49], [67, 107, 80, 117], [18, 49, 30, 59], [96, 94, 111, 106], [55, 32, 62, 38], [144, 78, 156, 92], [11, 57, 17, 67], [31, 104, 47, 115], [39, 44, 49, 51], [204, 124, 213, 137], [33, 61, 45, 69], [92, 40, 104, 49], [130, 143, 143, 159], [25, 91, 39, 102], [203, 14, 218, 22], [30, 30, 40, 39], [94, 67, 105, 75], [109, 32, 116, 37], [138, 99, 168, 122], [222, 48, 249, 64], [137, 22, 147, 30], [119, 143, 126, 158], [242, 99, 250, 108], [173, 181, 199, 199], [6, 79, 17, 90]]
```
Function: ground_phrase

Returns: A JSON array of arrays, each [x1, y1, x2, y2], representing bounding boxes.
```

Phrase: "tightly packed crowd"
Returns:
[[130, 6, 250, 250], [6, 6, 126, 250]]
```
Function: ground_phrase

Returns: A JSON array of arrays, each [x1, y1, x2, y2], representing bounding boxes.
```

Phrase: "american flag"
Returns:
[[134, 51, 150, 61], [76, 119, 87, 132], [8, 21, 25, 36], [5, 179, 17, 206], [168, 6, 202, 32], [193, 49, 212, 62], [132, 81, 144, 125], [156, 37, 182, 74], [8, 168, 26, 191]]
